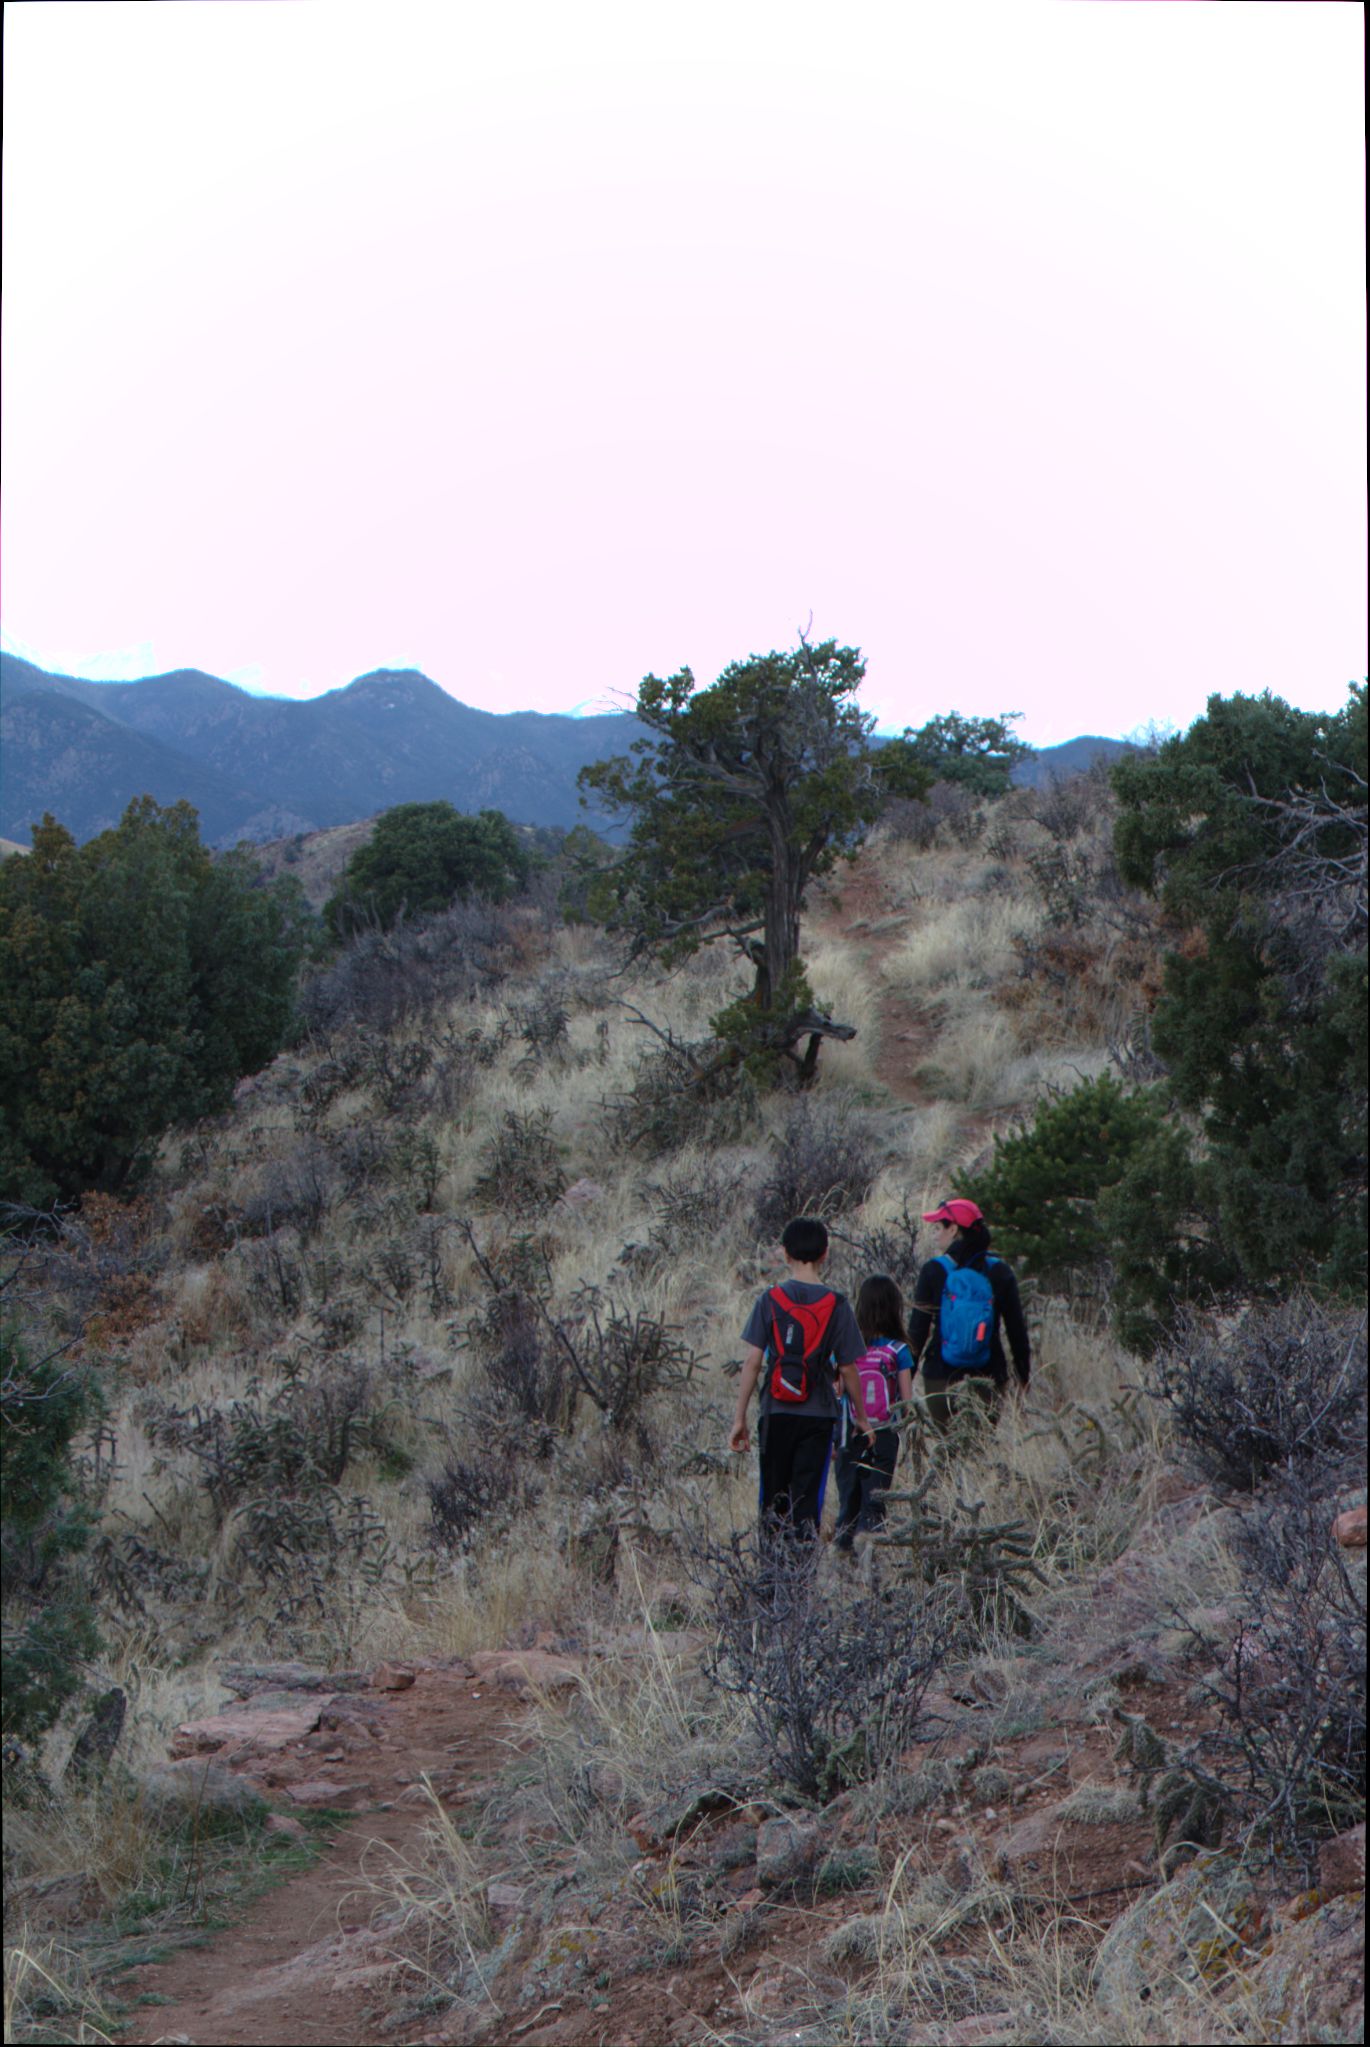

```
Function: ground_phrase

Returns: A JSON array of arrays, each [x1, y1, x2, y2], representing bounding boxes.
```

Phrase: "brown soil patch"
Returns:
[[123, 1667, 525, 2047]]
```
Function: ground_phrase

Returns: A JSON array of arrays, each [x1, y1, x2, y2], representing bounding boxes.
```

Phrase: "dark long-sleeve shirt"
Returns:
[[907, 1248, 1031, 1388]]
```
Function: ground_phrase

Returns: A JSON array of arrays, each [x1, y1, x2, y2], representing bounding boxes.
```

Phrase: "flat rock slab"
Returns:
[[219, 1662, 366, 1697], [138, 1759, 269, 1820], [283, 1778, 368, 1806], [172, 1703, 329, 1759], [466, 1649, 581, 1695]]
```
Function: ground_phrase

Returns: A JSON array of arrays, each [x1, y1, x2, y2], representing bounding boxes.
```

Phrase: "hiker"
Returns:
[[908, 1198, 1030, 1433], [833, 1274, 916, 1552], [729, 1216, 872, 1539]]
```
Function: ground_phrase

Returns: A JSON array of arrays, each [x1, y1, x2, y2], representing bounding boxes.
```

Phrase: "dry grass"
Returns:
[[8, 811, 1279, 2044]]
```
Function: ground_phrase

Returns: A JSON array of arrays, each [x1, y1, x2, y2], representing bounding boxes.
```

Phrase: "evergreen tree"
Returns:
[[1113, 685, 1367, 1295], [1, 1320, 101, 1743], [325, 802, 530, 938], [577, 640, 927, 1078], [906, 711, 1031, 795], [0, 799, 308, 1205]]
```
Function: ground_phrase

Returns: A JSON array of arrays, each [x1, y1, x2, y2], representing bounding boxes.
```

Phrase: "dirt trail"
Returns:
[[124, 1664, 528, 2047], [811, 862, 939, 1107]]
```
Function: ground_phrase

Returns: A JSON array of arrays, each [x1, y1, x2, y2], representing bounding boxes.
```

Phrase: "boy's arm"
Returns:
[[729, 1345, 765, 1453], [838, 1360, 876, 1441]]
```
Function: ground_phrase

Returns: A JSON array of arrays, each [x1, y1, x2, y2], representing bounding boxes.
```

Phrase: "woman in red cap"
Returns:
[[907, 1198, 1030, 1435]]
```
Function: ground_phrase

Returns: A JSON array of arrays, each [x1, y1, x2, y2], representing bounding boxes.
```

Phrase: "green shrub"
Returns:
[[965, 1075, 1167, 1290], [325, 802, 529, 938], [1, 1321, 101, 1742], [0, 801, 308, 1204]]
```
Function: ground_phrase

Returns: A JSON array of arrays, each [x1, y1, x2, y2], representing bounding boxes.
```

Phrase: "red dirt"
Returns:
[[124, 1667, 525, 2047]]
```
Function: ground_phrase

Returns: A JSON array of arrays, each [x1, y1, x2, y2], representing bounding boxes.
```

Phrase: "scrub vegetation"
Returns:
[[2, 671, 1365, 2045]]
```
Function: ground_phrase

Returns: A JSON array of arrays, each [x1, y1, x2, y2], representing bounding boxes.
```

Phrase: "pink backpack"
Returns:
[[852, 1342, 901, 1428]]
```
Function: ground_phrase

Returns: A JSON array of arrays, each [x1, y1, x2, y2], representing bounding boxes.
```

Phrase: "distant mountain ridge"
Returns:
[[0, 653, 1135, 847], [0, 655, 648, 847]]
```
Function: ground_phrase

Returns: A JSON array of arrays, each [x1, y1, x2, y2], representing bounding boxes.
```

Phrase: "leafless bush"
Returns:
[[607, 1035, 759, 1158], [647, 1159, 752, 1261], [1030, 768, 1109, 844], [1146, 1297, 1368, 1493], [1169, 1471, 1367, 1881], [828, 1196, 924, 1302], [691, 1528, 957, 1798], [241, 1232, 306, 1317], [327, 1125, 392, 1198], [472, 1108, 567, 1217], [427, 1445, 531, 1554], [365, 1038, 433, 1117], [139, 1355, 392, 1526], [457, 1225, 572, 1456], [297, 898, 514, 1035], [754, 1097, 882, 1236], [1245, 756, 1367, 1005], [237, 1146, 333, 1241], [884, 780, 983, 852]]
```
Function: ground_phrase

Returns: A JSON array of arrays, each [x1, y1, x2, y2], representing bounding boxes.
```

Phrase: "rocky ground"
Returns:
[[63, 1495, 1363, 2047]]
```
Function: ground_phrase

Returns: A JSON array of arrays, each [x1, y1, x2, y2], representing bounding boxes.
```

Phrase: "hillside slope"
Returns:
[[5, 784, 1363, 2047]]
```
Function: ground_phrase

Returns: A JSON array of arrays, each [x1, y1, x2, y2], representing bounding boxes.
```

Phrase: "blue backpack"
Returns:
[[935, 1254, 1001, 1369]]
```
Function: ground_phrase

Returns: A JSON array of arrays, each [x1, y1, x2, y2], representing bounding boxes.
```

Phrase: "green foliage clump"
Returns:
[[965, 1076, 1231, 1345], [904, 711, 1032, 796], [0, 799, 308, 1205], [1112, 684, 1367, 1300], [1, 1320, 102, 1743], [325, 801, 530, 938]]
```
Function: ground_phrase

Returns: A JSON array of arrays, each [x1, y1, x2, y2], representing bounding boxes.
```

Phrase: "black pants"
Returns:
[[920, 1373, 1002, 1435], [757, 1413, 835, 1538], [834, 1426, 900, 1549]]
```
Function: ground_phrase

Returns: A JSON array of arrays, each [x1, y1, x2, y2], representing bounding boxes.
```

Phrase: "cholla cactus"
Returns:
[[874, 1469, 1047, 1636], [1112, 1708, 1231, 1876]]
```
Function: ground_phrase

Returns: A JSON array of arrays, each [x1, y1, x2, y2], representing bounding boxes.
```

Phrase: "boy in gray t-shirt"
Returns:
[[730, 1216, 872, 1536]]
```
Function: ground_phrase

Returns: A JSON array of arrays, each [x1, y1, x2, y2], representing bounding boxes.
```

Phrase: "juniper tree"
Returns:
[[1112, 684, 1367, 1295], [577, 639, 927, 1079], [0, 800, 307, 1205]]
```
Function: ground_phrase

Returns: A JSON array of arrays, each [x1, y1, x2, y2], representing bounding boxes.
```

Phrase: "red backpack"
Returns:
[[766, 1286, 837, 1403]]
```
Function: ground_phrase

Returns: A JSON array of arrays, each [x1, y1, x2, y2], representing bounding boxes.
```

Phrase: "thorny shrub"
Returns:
[[1147, 1297, 1368, 1493], [753, 1096, 882, 1237], [471, 1108, 568, 1218], [457, 1222, 701, 1451], [427, 1444, 533, 1555], [457, 1227, 572, 1457], [139, 1354, 393, 1526], [693, 1528, 958, 1799], [509, 990, 573, 1070], [646, 1158, 752, 1262]]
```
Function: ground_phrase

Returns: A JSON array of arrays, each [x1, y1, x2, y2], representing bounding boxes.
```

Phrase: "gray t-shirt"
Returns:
[[741, 1280, 865, 1420]]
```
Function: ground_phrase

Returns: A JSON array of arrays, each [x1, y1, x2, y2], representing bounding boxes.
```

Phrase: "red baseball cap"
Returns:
[[921, 1198, 984, 1228]]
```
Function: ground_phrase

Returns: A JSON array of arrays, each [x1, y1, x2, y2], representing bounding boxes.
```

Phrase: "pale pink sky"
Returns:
[[2, 3, 1364, 743]]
